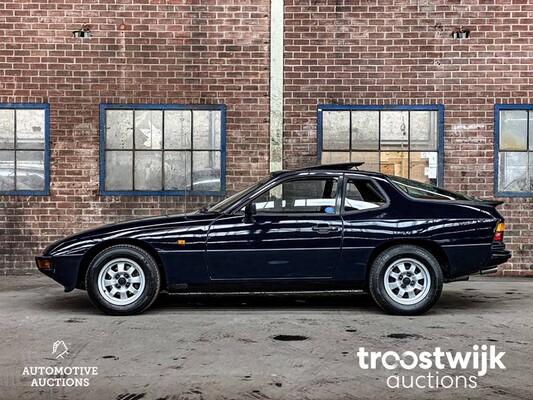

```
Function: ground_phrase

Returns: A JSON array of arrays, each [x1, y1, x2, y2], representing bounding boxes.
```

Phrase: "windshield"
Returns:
[[208, 174, 273, 213], [388, 175, 476, 201]]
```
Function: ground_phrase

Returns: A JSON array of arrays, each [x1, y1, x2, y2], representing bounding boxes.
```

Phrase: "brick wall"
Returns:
[[0, 0, 270, 273], [1, 0, 532, 276], [283, 0, 532, 276]]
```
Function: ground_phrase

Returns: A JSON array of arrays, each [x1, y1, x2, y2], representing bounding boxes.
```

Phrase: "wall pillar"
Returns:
[[269, 0, 284, 172]]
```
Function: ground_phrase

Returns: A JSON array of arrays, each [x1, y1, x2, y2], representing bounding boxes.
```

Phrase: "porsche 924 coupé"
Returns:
[[36, 163, 511, 315]]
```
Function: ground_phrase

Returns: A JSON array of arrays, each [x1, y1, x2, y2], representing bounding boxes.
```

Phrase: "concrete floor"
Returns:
[[0, 275, 532, 400]]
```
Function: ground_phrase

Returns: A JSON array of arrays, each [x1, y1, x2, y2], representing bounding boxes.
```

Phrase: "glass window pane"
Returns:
[[389, 175, 473, 201], [530, 153, 533, 191], [16, 109, 45, 150], [106, 110, 133, 149], [164, 151, 191, 190], [320, 108, 442, 185], [350, 152, 380, 172], [104, 107, 224, 193], [193, 151, 221, 191], [410, 111, 438, 151], [165, 110, 191, 149], [529, 110, 533, 150], [193, 111, 221, 150], [410, 151, 438, 185], [380, 151, 409, 178], [105, 151, 132, 191], [16, 150, 44, 191], [352, 111, 378, 150], [498, 152, 528, 192], [134, 151, 162, 191], [500, 110, 527, 151], [380, 111, 409, 150], [321, 151, 350, 164], [0, 150, 15, 191], [322, 111, 349, 150], [135, 110, 162, 150], [253, 178, 338, 214], [526, 153, 533, 192], [0, 109, 15, 149], [344, 179, 386, 211]]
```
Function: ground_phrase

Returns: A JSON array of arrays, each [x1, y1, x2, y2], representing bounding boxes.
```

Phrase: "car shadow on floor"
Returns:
[[152, 289, 514, 314], [28, 288, 516, 316], [153, 292, 377, 311]]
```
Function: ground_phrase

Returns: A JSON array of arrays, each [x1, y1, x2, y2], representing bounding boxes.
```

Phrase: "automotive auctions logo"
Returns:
[[21, 341, 98, 388], [357, 344, 506, 389], [52, 341, 69, 359]]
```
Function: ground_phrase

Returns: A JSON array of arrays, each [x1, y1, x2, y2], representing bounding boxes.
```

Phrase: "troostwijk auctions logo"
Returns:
[[21, 341, 98, 387], [357, 344, 506, 389]]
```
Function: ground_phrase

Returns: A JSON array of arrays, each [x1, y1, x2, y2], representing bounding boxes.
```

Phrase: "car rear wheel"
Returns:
[[368, 245, 443, 315], [85, 245, 160, 315]]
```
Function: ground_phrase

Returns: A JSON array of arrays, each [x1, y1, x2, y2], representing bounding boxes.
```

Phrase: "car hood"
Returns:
[[43, 211, 219, 256]]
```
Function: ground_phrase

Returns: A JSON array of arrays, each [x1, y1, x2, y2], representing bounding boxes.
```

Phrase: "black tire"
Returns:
[[85, 245, 161, 315], [368, 245, 443, 315]]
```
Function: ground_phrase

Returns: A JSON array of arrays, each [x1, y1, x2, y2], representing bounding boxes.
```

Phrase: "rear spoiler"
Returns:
[[480, 199, 504, 207]]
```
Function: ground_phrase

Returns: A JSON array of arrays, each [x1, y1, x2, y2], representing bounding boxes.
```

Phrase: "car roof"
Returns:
[[273, 163, 386, 179]]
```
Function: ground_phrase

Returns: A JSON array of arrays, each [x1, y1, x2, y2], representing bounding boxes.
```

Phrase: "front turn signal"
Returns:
[[36, 258, 52, 270], [494, 222, 505, 242]]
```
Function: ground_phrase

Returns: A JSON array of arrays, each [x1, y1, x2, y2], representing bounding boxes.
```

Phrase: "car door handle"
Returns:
[[312, 224, 340, 234]]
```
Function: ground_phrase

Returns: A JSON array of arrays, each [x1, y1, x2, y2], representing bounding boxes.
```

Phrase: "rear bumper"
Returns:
[[486, 242, 511, 267], [443, 241, 511, 279], [35, 255, 83, 292]]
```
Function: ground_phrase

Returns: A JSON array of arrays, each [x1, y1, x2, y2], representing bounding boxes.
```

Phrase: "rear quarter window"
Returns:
[[344, 179, 387, 212]]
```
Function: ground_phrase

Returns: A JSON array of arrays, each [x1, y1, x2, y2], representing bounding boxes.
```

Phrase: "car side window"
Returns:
[[344, 179, 386, 212], [252, 178, 338, 214]]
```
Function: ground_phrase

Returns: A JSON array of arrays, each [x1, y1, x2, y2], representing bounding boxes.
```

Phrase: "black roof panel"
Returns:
[[304, 162, 364, 170], [272, 162, 387, 179]]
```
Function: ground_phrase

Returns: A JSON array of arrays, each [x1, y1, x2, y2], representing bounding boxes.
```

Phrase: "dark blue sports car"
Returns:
[[36, 163, 511, 315]]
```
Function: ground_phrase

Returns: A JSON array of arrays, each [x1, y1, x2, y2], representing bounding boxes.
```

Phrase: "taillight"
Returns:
[[494, 222, 505, 242]]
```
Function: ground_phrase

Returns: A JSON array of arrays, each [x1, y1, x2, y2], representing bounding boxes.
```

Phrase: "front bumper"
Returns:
[[486, 242, 511, 267], [35, 255, 83, 292]]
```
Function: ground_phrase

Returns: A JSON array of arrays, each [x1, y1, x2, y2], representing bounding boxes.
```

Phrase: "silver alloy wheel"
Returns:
[[383, 258, 431, 306], [97, 258, 146, 306]]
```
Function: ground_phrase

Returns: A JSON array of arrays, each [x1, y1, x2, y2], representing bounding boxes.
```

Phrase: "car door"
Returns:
[[336, 175, 391, 281], [206, 175, 344, 280]]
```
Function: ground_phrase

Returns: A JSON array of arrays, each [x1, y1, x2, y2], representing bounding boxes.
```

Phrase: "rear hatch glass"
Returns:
[[387, 175, 477, 201]]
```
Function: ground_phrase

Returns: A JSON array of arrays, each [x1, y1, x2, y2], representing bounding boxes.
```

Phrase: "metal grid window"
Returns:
[[100, 104, 226, 196], [495, 105, 533, 196], [317, 105, 444, 186], [0, 103, 49, 195]]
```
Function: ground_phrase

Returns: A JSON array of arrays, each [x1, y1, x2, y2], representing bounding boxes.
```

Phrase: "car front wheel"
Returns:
[[368, 245, 443, 315], [85, 245, 160, 315]]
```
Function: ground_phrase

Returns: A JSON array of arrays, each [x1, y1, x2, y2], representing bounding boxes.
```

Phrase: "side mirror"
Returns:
[[243, 202, 256, 224]]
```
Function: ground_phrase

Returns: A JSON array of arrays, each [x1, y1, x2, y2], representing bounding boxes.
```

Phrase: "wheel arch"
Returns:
[[365, 239, 450, 280], [76, 239, 168, 291]]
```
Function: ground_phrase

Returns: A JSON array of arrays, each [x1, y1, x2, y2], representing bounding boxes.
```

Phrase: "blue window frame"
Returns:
[[0, 103, 50, 195], [494, 104, 533, 197], [317, 105, 445, 186], [99, 104, 226, 196]]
